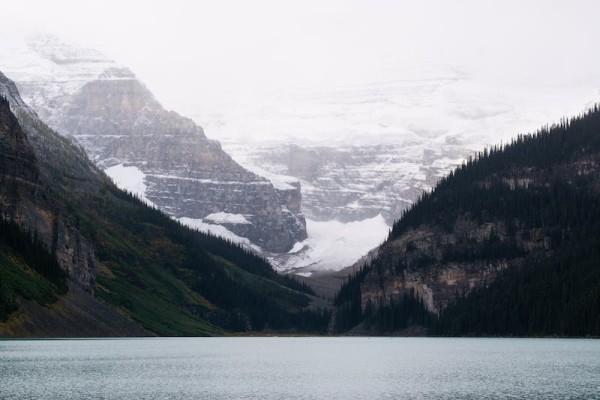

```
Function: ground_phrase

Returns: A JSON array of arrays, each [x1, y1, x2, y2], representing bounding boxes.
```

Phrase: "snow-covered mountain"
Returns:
[[0, 33, 306, 253], [3, 32, 597, 275], [189, 70, 599, 275], [224, 138, 471, 275], [226, 139, 470, 225]]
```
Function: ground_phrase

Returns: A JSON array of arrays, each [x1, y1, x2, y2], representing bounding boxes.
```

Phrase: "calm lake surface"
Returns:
[[1, 337, 599, 399]]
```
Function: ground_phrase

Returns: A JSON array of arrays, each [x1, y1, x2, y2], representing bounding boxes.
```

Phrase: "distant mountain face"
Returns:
[[0, 71, 326, 337], [194, 68, 597, 273], [226, 140, 471, 225], [333, 106, 600, 336], [196, 68, 522, 229], [0, 34, 306, 253], [208, 74, 502, 273], [222, 139, 472, 275]]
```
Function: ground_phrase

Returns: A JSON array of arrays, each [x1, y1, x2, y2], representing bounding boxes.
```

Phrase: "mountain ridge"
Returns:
[[0, 71, 328, 337], [0, 33, 306, 253], [333, 104, 600, 336]]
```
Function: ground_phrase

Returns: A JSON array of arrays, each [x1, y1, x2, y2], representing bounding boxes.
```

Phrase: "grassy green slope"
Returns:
[[0, 248, 60, 320]]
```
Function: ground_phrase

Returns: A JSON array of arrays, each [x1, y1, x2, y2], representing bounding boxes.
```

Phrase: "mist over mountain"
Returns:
[[206, 69, 600, 274], [3, 28, 599, 275], [0, 33, 307, 254], [2, 3, 600, 400], [2, 9, 600, 400]]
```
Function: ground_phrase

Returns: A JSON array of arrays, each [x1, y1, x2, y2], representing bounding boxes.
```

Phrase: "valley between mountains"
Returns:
[[0, 33, 599, 337], [0, 34, 477, 275]]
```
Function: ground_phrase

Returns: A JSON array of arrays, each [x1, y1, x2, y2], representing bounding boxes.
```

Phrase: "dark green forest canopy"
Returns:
[[335, 105, 600, 336]]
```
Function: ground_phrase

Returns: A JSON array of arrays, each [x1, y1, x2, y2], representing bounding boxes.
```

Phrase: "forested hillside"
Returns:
[[0, 76, 329, 337], [335, 105, 600, 336]]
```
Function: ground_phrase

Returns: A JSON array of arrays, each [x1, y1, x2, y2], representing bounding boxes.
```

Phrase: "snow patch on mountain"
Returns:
[[248, 166, 298, 191], [178, 217, 262, 252], [205, 212, 251, 225], [288, 241, 305, 254], [105, 164, 154, 206], [225, 152, 300, 191]]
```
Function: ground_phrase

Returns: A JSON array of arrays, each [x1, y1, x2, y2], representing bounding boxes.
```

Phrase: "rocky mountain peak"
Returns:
[[0, 34, 307, 253]]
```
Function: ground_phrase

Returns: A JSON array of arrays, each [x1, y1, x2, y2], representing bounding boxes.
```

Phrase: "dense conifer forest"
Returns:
[[335, 105, 600, 336]]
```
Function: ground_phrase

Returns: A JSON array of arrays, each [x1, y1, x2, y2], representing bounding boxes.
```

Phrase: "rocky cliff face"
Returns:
[[357, 189, 571, 317], [221, 139, 470, 273], [1, 34, 306, 252], [228, 141, 470, 225], [359, 220, 530, 314]]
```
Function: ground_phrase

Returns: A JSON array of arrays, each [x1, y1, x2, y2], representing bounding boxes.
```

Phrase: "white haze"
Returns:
[[1, 0, 600, 145]]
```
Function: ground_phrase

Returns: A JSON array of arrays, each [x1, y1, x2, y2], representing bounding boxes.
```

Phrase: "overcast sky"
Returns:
[[2, 0, 600, 143]]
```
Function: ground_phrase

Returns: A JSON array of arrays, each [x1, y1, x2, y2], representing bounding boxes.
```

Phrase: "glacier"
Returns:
[[270, 215, 390, 275]]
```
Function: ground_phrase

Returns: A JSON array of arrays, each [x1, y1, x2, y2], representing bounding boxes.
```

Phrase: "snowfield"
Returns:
[[105, 164, 155, 206], [177, 217, 262, 253], [205, 212, 252, 225]]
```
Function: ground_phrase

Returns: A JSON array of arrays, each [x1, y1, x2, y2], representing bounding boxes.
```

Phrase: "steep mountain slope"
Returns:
[[0, 72, 327, 337], [334, 105, 600, 336], [0, 33, 306, 253]]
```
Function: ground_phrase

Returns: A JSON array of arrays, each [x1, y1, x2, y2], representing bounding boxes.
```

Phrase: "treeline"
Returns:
[[362, 292, 433, 333], [333, 266, 370, 332]]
